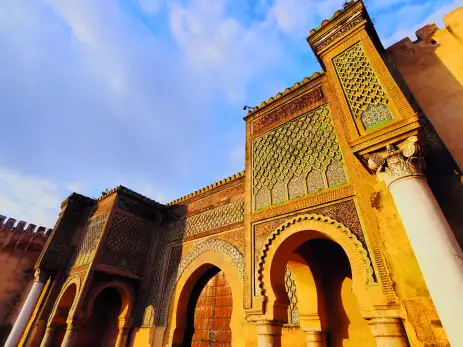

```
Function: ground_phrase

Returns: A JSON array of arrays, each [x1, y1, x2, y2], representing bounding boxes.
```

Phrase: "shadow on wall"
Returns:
[[385, 8, 463, 248]]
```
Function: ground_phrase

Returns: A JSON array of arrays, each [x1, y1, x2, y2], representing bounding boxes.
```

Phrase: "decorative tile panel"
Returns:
[[288, 176, 305, 200], [166, 200, 244, 241], [252, 104, 347, 210], [333, 42, 393, 130], [102, 212, 154, 274]]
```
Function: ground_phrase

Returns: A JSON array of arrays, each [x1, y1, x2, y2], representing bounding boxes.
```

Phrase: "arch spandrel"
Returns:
[[256, 214, 380, 320]]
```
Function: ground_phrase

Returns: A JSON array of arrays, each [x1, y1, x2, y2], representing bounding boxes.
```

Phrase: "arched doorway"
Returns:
[[183, 266, 233, 347], [77, 287, 122, 347], [288, 238, 376, 346], [48, 283, 77, 346]]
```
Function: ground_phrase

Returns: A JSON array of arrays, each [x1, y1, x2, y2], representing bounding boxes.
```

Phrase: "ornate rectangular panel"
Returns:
[[333, 42, 393, 131], [70, 213, 108, 268], [251, 86, 325, 136], [166, 200, 244, 241], [101, 212, 155, 274], [251, 104, 347, 210]]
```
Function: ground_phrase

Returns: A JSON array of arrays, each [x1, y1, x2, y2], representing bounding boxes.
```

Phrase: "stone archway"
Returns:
[[78, 281, 135, 347], [166, 249, 245, 347], [256, 213, 409, 347], [40, 276, 81, 347], [257, 214, 376, 321]]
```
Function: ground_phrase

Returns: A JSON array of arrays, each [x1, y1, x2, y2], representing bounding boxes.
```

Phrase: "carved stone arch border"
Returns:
[[83, 280, 135, 326], [165, 248, 246, 347], [48, 275, 82, 326], [176, 238, 244, 282], [257, 214, 377, 318]]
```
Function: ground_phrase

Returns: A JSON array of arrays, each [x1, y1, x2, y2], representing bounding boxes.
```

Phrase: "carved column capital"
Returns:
[[33, 268, 50, 284], [367, 136, 425, 188]]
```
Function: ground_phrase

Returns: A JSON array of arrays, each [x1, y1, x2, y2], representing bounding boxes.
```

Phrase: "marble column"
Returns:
[[256, 320, 283, 347], [4, 269, 49, 347], [39, 325, 57, 347], [60, 321, 81, 347], [367, 318, 408, 347], [368, 136, 463, 347], [115, 326, 130, 347]]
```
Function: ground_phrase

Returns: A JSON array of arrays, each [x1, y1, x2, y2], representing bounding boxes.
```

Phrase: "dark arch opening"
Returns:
[[295, 238, 352, 346], [50, 283, 77, 347], [77, 287, 122, 347]]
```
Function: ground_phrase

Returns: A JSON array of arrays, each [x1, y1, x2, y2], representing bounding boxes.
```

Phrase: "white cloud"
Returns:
[[0, 167, 63, 228]]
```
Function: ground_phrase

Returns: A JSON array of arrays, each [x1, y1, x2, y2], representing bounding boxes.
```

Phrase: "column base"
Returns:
[[303, 329, 326, 347], [256, 320, 283, 347], [367, 318, 409, 347]]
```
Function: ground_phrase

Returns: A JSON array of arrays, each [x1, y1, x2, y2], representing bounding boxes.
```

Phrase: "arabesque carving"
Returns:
[[368, 136, 424, 187], [252, 104, 347, 210], [256, 214, 375, 296], [333, 42, 393, 130]]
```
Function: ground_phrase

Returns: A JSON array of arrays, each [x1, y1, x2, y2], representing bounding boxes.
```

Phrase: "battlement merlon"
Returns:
[[0, 215, 52, 236], [307, 0, 383, 69]]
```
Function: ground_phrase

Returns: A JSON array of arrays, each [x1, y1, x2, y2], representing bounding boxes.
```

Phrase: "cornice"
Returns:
[[167, 171, 245, 206], [244, 72, 325, 119]]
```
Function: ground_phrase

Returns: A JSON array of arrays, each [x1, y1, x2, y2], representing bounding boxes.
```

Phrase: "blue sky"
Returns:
[[0, 0, 462, 227]]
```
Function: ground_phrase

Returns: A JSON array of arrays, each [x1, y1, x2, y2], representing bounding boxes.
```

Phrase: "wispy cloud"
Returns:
[[0, 0, 460, 222]]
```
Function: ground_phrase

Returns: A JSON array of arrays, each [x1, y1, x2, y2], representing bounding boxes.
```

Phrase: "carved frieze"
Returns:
[[166, 200, 244, 241], [251, 86, 325, 135]]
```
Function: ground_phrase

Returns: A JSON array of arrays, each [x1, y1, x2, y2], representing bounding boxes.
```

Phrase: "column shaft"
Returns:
[[389, 176, 463, 346], [39, 326, 56, 347], [4, 278, 46, 347]]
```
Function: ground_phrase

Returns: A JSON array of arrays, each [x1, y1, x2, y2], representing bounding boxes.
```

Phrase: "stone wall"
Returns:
[[387, 7, 463, 170], [0, 216, 50, 344]]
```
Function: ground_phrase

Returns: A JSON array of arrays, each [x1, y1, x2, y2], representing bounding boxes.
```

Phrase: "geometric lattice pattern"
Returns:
[[103, 212, 154, 274], [191, 271, 232, 347], [72, 213, 108, 267], [167, 200, 244, 241], [333, 42, 393, 130], [143, 232, 168, 326], [285, 266, 300, 325], [252, 104, 346, 209]]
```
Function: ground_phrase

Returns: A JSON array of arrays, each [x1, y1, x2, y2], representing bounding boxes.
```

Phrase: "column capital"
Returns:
[[367, 136, 425, 188], [34, 268, 50, 283]]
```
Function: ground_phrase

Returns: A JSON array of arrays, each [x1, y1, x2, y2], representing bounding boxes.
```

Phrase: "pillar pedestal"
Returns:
[[302, 329, 326, 347], [39, 325, 57, 347], [60, 321, 81, 347], [256, 320, 283, 347], [115, 326, 130, 347], [4, 269, 49, 347], [367, 318, 408, 347], [368, 136, 463, 347]]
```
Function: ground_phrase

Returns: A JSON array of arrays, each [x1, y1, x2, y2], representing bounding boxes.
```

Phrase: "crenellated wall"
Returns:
[[0, 216, 50, 344]]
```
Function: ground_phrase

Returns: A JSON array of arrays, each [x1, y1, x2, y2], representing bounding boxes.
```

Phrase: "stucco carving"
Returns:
[[166, 200, 244, 241], [368, 136, 424, 187], [256, 214, 375, 296]]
